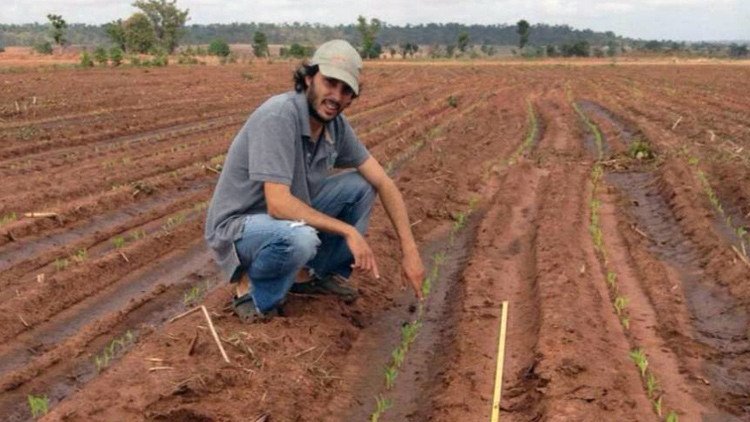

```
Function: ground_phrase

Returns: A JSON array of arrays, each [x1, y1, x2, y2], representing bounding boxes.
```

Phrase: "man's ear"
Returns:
[[304, 74, 313, 88]]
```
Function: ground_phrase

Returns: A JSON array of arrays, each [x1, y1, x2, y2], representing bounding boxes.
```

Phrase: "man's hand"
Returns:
[[345, 228, 380, 279], [402, 250, 425, 299]]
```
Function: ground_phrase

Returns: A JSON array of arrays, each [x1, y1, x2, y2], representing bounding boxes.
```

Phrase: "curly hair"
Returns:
[[293, 61, 319, 93]]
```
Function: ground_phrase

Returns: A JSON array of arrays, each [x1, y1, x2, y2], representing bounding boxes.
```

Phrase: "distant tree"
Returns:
[[546, 44, 557, 57], [123, 13, 156, 53], [109, 46, 124, 66], [516, 19, 530, 50], [457, 31, 470, 53], [208, 38, 230, 57], [104, 19, 127, 51], [643, 40, 663, 52], [79, 50, 94, 67], [357, 15, 382, 59], [446, 44, 456, 57], [400, 42, 419, 57], [561, 40, 590, 57], [606, 40, 618, 57], [132, 0, 189, 53], [47, 14, 68, 47], [33, 41, 54, 55], [93, 46, 109, 65], [252, 31, 269, 58], [729, 43, 749, 58], [281, 43, 313, 58]]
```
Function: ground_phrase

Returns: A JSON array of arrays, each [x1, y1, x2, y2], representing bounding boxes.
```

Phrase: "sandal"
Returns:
[[232, 294, 281, 322], [289, 274, 359, 304]]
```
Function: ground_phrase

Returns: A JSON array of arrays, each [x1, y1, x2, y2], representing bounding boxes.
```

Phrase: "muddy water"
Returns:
[[607, 170, 750, 419]]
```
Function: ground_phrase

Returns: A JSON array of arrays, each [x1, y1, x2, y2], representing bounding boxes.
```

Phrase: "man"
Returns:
[[205, 39, 424, 321]]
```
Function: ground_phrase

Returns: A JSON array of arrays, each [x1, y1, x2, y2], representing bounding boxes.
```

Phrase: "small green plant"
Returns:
[[421, 275, 432, 297], [391, 347, 406, 368], [629, 348, 648, 377], [453, 211, 467, 231], [27, 394, 49, 418], [653, 396, 663, 417], [628, 138, 654, 160], [384, 366, 397, 389], [646, 372, 659, 398], [112, 236, 126, 249], [183, 285, 202, 306], [72, 248, 87, 263], [620, 316, 629, 330], [129, 229, 147, 241], [94, 331, 135, 372], [371, 394, 392, 422], [33, 41, 53, 55], [665, 410, 679, 422], [447, 95, 458, 108], [54, 258, 69, 271], [613, 295, 628, 316], [0, 212, 17, 226], [606, 271, 617, 288]]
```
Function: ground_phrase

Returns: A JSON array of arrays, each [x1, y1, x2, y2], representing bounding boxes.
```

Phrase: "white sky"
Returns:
[[4, 0, 750, 41]]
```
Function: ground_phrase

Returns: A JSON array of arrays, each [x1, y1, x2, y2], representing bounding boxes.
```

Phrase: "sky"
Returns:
[[4, 0, 750, 42]]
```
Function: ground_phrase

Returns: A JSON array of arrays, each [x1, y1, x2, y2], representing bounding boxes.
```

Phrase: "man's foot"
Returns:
[[289, 274, 359, 303], [232, 294, 282, 323]]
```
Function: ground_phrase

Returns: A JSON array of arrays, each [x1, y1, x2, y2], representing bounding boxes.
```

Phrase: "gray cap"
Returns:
[[311, 39, 363, 95]]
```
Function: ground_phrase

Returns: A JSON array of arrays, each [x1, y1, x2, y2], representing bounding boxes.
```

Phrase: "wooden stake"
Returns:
[[202, 305, 230, 364], [23, 212, 58, 218], [148, 366, 174, 372], [671, 116, 682, 130], [491, 301, 509, 422], [630, 224, 652, 241], [188, 330, 200, 356], [202, 165, 220, 174], [119, 251, 129, 263], [18, 314, 30, 327], [169, 306, 200, 323]]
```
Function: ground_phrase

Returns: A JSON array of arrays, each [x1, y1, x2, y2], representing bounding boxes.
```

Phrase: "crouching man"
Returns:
[[204, 40, 424, 321]]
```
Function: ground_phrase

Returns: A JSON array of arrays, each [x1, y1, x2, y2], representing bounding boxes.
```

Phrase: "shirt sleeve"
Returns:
[[335, 116, 370, 168], [246, 111, 297, 185]]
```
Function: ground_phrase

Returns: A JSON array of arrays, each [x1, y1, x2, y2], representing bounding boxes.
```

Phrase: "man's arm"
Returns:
[[264, 182, 379, 277], [356, 156, 425, 298]]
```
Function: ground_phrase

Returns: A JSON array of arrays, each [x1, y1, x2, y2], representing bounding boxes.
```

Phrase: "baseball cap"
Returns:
[[311, 40, 363, 95]]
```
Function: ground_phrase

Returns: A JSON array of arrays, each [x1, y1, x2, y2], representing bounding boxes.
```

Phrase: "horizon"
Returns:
[[4, 0, 749, 43]]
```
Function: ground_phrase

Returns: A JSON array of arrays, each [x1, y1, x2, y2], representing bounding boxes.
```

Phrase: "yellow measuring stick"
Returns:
[[490, 301, 509, 422]]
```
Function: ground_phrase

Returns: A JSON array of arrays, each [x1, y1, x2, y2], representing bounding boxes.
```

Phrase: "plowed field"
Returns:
[[1, 61, 749, 421]]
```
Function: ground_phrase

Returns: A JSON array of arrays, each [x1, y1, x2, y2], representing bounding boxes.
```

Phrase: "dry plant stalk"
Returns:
[[201, 305, 230, 364]]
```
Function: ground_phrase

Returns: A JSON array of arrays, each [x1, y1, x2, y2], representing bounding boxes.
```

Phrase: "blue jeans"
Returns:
[[234, 171, 376, 313]]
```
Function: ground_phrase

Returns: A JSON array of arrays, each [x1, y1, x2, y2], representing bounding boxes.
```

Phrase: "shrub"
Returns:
[[208, 39, 230, 57], [80, 51, 94, 67], [34, 41, 53, 55], [150, 51, 168, 66], [129, 54, 141, 66], [109, 47, 123, 66], [93, 46, 108, 66]]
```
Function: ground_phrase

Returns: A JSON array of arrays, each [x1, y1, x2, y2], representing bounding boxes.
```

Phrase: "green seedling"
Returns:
[[433, 251, 446, 266], [453, 211, 467, 231], [665, 410, 679, 422], [628, 138, 654, 160], [447, 95, 458, 108], [646, 372, 659, 398], [371, 394, 392, 422], [421, 275, 432, 297], [129, 229, 147, 241], [72, 248, 87, 264], [629, 348, 649, 378], [620, 316, 630, 330], [613, 296, 628, 316], [653, 396, 663, 417], [112, 236, 126, 249], [392, 347, 406, 368], [0, 212, 17, 226], [183, 285, 203, 306], [94, 331, 135, 372], [384, 365, 397, 389], [606, 271, 617, 288], [688, 156, 699, 166], [54, 258, 69, 271], [27, 394, 49, 418], [401, 321, 421, 345]]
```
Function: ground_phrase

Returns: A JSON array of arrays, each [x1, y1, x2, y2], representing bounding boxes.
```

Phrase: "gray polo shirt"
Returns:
[[204, 91, 370, 280]]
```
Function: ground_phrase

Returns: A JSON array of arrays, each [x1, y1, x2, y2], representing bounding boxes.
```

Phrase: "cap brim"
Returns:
[[318, 64, 359, 95]]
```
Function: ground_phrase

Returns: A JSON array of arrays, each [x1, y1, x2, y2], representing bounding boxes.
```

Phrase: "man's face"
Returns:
[[305, 72, 355, 123]]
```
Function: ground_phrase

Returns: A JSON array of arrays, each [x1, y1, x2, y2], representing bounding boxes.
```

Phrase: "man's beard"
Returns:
[[306, 79, 336, 124]]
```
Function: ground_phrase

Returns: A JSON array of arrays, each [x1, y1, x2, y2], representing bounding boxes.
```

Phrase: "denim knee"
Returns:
[[342, 172, 376, 203], [287, 224, 320, 264]]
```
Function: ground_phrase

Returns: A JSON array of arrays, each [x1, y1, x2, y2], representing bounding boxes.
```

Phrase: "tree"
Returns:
[[252, 31, 269, 58], [47, 14, 68, 47], [357, 16, 382, 59], [457, 31, 470, 53], [132, 0, 189, 53], [208, 39, 230, 57], [123, 13, 156, 53], [400, 42, 419, 58], [729, 43, 749, 58], [516, 19, 530, 50], [104, 19, 127, 51]]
